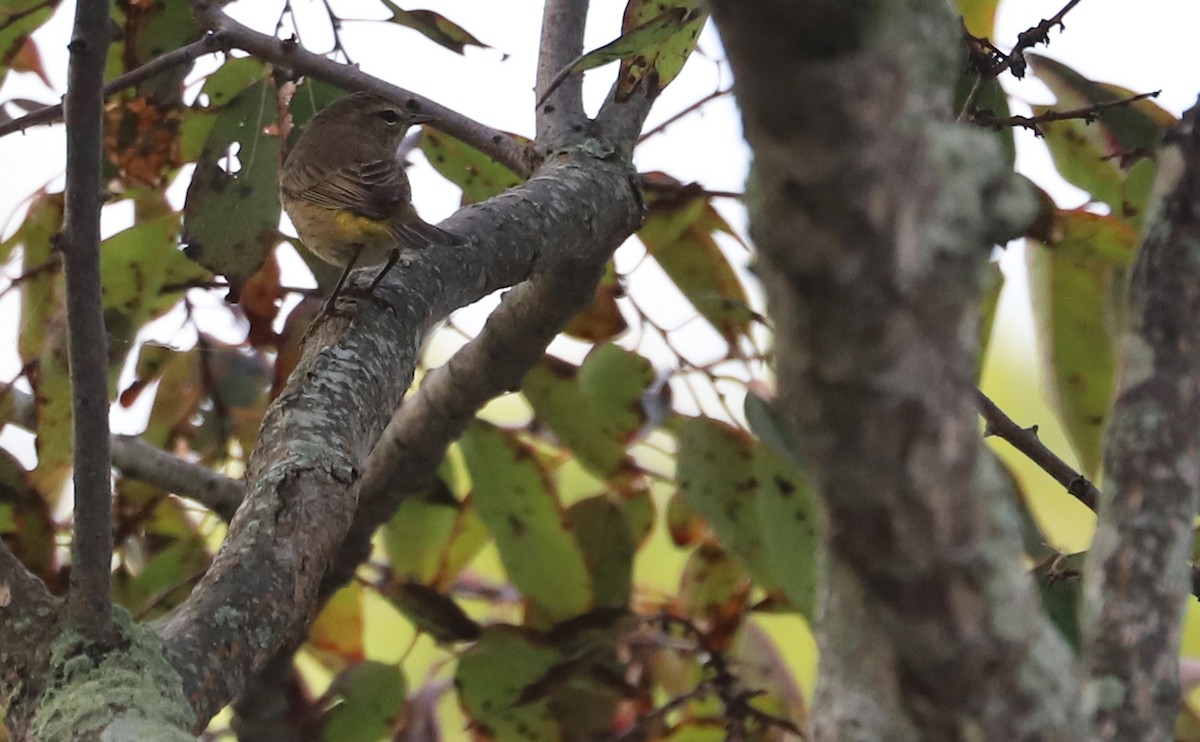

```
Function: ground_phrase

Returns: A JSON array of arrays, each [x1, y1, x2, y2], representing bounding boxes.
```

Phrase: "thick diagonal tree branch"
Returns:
[[61, 0, 114, 641], [187, 0, 536, 177], [710, 1, 1081, 738], [1084, 102, 1200, 739], [326, 258, 611, 593], [158, 151, 643, 727]]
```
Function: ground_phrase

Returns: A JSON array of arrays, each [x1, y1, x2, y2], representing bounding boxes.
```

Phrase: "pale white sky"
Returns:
[[0, 0, 1196, 457]]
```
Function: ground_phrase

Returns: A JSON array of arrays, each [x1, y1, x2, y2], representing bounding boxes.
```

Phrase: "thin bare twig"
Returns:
[[975, 388, 1099, 510], [3, 386, 244, 518], [957, 0, 1084, 118], [0, 33, 229, 139], [639, 86, 732, 143], [990, 0, 1082, 79], [61, 0, 116, 641], [969, 91, 1162, 135], [186, 0, 537, 177]]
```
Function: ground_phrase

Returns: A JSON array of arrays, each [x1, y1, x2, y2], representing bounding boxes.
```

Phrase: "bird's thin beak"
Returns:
[[407, 112, 436, 126]]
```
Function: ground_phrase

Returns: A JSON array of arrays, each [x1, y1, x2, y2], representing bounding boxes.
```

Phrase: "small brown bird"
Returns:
[[279, 91, 462, 300]]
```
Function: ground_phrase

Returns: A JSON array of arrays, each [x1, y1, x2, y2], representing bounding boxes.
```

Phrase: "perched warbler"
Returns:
[[279, 91, 463, 298]]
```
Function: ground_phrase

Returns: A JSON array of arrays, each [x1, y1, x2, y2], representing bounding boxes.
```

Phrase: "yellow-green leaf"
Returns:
[[460, 421, 592, 624], [1026, 209, 1137, 479], [522, 345, 654, 479], [616, 0, 707, 101], [1028, 54, 1176, 229], [422, 128, 525, 203], [456, 626, 562, 739]]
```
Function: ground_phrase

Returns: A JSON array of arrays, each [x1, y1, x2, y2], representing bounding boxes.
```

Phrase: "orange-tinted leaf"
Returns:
[[8, 35, 48, 85], [238, 253, 284, 348], [563, 260, 628, 343], [309, 582, 366, 670], [0, 0, 60, 89], [103, 96, 184, 187]]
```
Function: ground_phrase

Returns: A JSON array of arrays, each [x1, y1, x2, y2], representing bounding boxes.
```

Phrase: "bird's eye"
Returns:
[[379, 110, 401, 125]]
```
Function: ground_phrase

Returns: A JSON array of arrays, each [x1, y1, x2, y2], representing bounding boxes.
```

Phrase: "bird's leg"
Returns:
[[303, 246, 364, 343], [366, 248, 401, 293], [324, 245, 364, 315]]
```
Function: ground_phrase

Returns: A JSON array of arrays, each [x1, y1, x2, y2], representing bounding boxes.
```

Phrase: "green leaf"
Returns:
[[10, 192, 72, 496], [640, 185, 755, 344], [460, 421, 592, 624], [674, 417, 779, 593], [977, 260, 1005, 378], [200, 57, 267, 107], [955, 74, 1015, 167], [743, 391, 794, 465], [522, 345, 655, 479], [422, 128, 525, 203], [114, 0, 202, 102], [756, 448, 821, 619], [382, 477, 460, 584], [673, 414, 823, 616], [100, 215, 209, 354], [571, 6, 692, 74], [567, 496, 635, 609], [680, 543, 751, 622], [181, 77, 282, 295], [434, 496, 491, 590], [615, 0, 708, 102], [0, 0, 61, 89], [456, 625, 562, 739], [321, 661, 408, 742], [1027, 54, 1176, 229], [10, 191, 64, 361], [1034, 552, 1085, 651], [1026, 209, 1137, 479], [380, 1, 488, 54], [0, 448, 54, 583]]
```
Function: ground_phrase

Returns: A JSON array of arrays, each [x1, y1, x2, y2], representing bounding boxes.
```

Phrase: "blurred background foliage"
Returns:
[[0, 0, 1195, 738]]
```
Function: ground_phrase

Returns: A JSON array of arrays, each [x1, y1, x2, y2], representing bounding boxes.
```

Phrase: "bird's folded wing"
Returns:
[[280, 157, 411, 221]]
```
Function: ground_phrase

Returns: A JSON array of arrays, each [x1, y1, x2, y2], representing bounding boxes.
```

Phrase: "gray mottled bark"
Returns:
[[1084, 103, 1200, 740], [709, 1, 1083, 738]]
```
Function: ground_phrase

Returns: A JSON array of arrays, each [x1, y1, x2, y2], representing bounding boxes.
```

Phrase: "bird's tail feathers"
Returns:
[[391, 217, 465, 249]]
